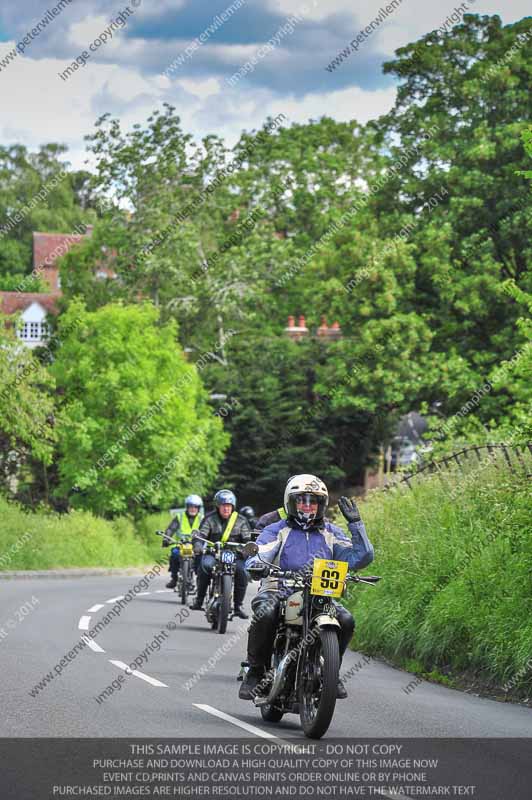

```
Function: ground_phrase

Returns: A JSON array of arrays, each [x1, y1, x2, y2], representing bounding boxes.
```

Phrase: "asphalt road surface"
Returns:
[[1, 573, 531, 739]]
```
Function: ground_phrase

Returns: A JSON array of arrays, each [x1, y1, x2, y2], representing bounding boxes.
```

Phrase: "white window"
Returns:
[[17, 321, 49, 344]]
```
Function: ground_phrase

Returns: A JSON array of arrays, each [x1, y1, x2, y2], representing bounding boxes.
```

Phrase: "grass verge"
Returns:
[[345, 459, 532, 701]]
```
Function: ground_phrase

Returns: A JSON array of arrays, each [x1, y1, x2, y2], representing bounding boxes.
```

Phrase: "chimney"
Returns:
[[317, 316, 329, 338], [285, 315, 309, 341], [328, 321, 342, 340]]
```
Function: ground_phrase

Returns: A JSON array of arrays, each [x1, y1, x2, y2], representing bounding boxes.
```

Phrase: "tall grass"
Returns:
[[0, 497, 163, 570], [346, 460, 532, 697]]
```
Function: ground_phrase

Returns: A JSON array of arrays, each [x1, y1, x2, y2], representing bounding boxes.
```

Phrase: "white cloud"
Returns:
[[0, 0, 529, 170], [0, 40, 165, 168], [178, 76, 221, 98]]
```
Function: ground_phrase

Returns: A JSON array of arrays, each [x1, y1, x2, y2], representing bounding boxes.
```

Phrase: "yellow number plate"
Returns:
[[311, 559, 349, 598], [181, 544, 193, 557]]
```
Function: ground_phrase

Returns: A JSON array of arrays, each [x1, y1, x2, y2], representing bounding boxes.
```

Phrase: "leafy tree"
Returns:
[[50, 301, 229, 517], [376, 14, 531, 366], [0, 316, 56, 501], [0, 144, 93, 279]]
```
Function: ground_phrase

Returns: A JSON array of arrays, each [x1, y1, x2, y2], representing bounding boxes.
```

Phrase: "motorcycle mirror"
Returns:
[[242, 542, 259, 558]]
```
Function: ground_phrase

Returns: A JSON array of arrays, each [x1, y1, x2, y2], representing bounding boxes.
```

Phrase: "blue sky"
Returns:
[[0, 0, 529, 169]]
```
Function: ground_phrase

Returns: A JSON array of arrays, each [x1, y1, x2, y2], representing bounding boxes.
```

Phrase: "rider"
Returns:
[[255, 505, 287, 532], [162, 494, 203, 589], [240, 505, 258, 531], [239, 474, 373, 701], [190, 489, 252, 619]]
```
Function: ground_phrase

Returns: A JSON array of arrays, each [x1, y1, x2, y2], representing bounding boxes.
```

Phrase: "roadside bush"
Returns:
[[346, 458, 532, 697], [0, 497, 161, 570]]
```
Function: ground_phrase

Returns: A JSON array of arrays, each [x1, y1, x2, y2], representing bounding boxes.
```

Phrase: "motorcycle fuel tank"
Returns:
[[284, 591, 303, 625]]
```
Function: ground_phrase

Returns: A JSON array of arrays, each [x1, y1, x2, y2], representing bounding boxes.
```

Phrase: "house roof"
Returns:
[[0, 292, 61, 316], [33, 230, 89, 270]]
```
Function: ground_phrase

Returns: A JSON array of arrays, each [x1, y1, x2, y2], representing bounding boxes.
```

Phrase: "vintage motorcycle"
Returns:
[[156, 531, 196, 605], [198, 537, 244, 634], [239, 541, 381, 739]]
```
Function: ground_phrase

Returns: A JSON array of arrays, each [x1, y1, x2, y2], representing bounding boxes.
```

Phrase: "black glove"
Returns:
[[338, 496, 361, 523]]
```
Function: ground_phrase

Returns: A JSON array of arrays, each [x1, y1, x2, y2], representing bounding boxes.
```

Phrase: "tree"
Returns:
[[50, 301, 229, 516], [376, 14, 531, 365], [0, 144, 93, 282], [0, 316, 56, 501]]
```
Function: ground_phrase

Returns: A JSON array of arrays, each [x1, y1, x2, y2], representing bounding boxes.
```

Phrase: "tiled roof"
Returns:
[[0, 292, 61, 315], [33, 230, 89, 270]]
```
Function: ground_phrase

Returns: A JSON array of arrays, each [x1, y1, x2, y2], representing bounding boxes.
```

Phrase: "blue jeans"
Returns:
[[196, 554, 248, 607]]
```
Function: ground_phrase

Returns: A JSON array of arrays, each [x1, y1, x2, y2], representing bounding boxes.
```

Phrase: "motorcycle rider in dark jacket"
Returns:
[[190, 489, 252, 619], [240, 505, 258, 531], [255, 506, 287, 532]]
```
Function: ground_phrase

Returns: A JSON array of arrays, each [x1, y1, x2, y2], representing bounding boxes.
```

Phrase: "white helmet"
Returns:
[[284, 474, 328, 529]]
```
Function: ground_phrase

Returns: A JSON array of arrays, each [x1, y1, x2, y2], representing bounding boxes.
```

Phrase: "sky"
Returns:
[[0, 0, 529, 170]]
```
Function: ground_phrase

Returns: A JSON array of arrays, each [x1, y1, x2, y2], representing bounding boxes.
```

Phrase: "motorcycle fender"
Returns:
[[314, 614, 340, 628]]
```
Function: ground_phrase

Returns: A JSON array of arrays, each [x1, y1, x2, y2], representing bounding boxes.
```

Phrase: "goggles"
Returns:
[[295, 493, 320, 506]]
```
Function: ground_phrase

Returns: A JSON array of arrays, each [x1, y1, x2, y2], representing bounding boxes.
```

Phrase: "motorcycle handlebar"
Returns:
[[194, 537, 243, 549]]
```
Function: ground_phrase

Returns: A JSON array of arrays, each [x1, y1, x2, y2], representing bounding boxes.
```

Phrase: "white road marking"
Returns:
[[194, 704, 278, 739], [88, 604, 105, 613], [78, 616, 91, 631], [82, 636, 105, 653], [105, 596, 125, 603], [109, 660, 168, 687], [156, 589, 173, 593], [136, 592, 151, 596]]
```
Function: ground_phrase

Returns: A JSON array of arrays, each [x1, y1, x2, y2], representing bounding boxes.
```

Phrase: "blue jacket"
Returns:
[[246, 517, 374, 592]]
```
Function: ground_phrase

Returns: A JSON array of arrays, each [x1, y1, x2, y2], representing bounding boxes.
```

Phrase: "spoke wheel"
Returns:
[[298, 629, 339, 739], [217, 574, 232, 634], [180, 560, 189, 605]]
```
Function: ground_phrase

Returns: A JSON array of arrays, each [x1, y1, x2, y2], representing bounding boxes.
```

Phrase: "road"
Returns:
[[1, 572, 531, 740]]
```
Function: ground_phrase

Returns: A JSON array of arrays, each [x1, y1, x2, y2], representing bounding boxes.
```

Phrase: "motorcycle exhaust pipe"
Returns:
[[254, 653, 293, 707]]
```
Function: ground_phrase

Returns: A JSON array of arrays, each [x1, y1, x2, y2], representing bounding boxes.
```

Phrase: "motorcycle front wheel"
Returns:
[[217, 573, 232, 634], [298, 628, 339, 739], [180, 560, 189, 605]]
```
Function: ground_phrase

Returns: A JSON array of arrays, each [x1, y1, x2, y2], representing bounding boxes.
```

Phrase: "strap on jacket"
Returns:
[[221, 511, 238, 544]]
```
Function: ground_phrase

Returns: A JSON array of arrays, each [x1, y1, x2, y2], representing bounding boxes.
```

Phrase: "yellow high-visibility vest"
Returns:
[[179, 512, 202, 535], [278, 507, 287, 519], [220, 511, 238, 544]]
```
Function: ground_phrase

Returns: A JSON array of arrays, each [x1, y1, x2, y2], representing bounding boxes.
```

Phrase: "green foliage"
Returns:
[[50, 301, 229, 516], [0, 496, 161, 570], [0, 144, 93, 278], [0, 316, 56, 494], [135, 511, 172, 547], [0, 275, 49, 292], [213, 334, 378, 507], [1, 14, 530, 511], [346, 460, 532, 697]]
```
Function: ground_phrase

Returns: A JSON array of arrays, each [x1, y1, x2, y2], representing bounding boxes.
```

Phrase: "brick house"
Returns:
[[0, 226, 93, 348]]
